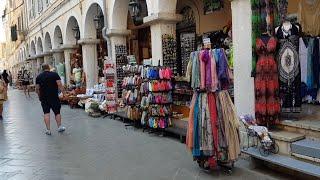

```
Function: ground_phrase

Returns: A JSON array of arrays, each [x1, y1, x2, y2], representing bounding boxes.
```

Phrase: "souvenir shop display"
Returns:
[[115, 45, 128, 98], [77, 84, 106, 117], [140, 66, 174, 130], [162, 34, 177, 74], [121, 63, 143, 121], [275, 21, 302, 113], [179, 33, 196, 75], [186, 48, 239, 171], [70, 47, 84, 87], [103, 57, 117, 114], [173, 80, 193, 106]]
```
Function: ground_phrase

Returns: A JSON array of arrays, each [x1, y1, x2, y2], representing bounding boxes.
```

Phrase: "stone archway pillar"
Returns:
[[106, 29, 130, 98], [144, 13, 182, 66], [106, 29, 130, 61], [53, 49, 66, 84], [31, 59, 37, 84], [79, 39, 100, 89], [231, 0, 255, 116]]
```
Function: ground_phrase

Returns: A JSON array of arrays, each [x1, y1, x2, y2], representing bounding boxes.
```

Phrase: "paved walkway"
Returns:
[[0, 89, 288, 180]]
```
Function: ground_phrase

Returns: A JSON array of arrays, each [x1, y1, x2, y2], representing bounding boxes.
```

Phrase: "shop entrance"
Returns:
[[176, 6, 196, 76]]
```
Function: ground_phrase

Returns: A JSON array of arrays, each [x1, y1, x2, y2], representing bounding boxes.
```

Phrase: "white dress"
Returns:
[[299, 37, 309, 84]]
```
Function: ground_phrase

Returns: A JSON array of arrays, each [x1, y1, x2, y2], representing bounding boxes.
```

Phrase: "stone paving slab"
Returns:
[[0, 90, 290, 180]]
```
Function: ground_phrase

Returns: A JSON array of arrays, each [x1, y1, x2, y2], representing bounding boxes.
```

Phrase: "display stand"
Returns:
[[186, 49, 239, 173], [103, 57, 117, 117], [121, 60, 143, 128], [140, 65, 174, 136], [115, 45, 128, 98]]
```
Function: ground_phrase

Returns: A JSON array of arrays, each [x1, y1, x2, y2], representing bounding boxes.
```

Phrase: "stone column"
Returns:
[[79, 39, 100, 89], [62, 46, 75, 87], [36, 58, 43, 73], [144, 13, 182, 66], [53, 49, 66, 84], [32, 59, 37, 84], [106, 29, 130, 98], [231, 0, 255, 116], [106, 29, 130, 62]]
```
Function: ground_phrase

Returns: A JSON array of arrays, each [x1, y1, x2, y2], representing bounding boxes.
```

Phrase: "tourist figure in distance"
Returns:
[[0, 75, 6, 119], [1, 70, 9, 101], [36, 64, 66, 135], [22, 70, 31, 98]]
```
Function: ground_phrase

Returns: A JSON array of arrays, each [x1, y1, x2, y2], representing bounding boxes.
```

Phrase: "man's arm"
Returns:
[[35, 84, 40, 99], [57, 80, 65, 94]]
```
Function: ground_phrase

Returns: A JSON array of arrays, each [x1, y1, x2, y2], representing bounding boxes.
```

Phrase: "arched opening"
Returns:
[[53, 26, 63, 49], [36, 37, 43, 54], [44, 32, 52, 52], [84, 3, 106, 80], [65, 16, 81, 45], [66, 16, 83, 86], [44, 32, 55, 68], [111, 0, 151, 97], [53, 25, 66, 84], [30, 41, 36, 56]]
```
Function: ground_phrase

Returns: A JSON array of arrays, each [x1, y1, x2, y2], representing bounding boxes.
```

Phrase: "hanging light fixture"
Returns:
[[72, 25, 80, 40], [93, 6, 103, 30], [129, 0, 141, 22]]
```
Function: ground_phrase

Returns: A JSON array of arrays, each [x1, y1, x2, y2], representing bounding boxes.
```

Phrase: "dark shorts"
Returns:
[[22, 81, 30, 86], [41, 98, 61, 115]]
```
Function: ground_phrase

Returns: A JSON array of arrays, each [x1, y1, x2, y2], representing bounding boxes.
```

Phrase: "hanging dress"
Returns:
[[255, 35, 280, 127], [276, 24, 301, 113]]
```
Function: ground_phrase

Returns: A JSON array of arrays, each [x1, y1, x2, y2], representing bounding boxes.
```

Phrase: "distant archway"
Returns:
[[36, 37, 43, 54], [65, 16, 80, 44], [44, 32, 52, 52], [53, 26, 63, 49]]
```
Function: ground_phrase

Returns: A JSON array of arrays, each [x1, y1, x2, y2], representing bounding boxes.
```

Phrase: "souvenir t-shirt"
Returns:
[[73, 68, 82, 83]]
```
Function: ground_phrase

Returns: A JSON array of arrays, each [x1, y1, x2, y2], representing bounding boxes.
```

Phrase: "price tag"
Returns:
[[203, 38, 211, 46]]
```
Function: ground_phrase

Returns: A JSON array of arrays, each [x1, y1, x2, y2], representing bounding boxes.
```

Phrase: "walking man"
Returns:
[[36, 64, 65, 135]]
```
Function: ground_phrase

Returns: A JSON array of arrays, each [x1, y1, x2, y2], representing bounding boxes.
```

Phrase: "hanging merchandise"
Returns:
[[298, 0, 320, 37], [251, 0, 280, 75], [275, 22, 302, 113], [254, 35, 280, 127], [103, 57, 117, 114], [179, 33, 196, 75], [299, 36, 320, 102], [203, 0, 224, 15], [121, 63, 143, 122], [115, 45, 128, 98], [162, 34, 177, 74], [186, 48, 240, 170], [140, 66, 173, 129], [277, 0, 288, 23]]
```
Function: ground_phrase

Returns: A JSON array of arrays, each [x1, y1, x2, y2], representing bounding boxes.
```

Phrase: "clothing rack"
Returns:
[[186, 48, 240, 172]]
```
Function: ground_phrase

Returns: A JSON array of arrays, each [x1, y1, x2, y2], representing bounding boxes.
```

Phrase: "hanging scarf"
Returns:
[[217, 91, 241, 161], [210, 50, 219, 91], [192, 93, 201, 157], [199, 51, 207, 89], [186, 93, 197, 151], [191, 52, 200, 88]]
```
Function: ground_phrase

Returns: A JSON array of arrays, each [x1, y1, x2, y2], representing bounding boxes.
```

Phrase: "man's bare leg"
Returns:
[[55, 114, 65, 132], [44, 113, 51, 135], [55, 114, 61, 127]]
